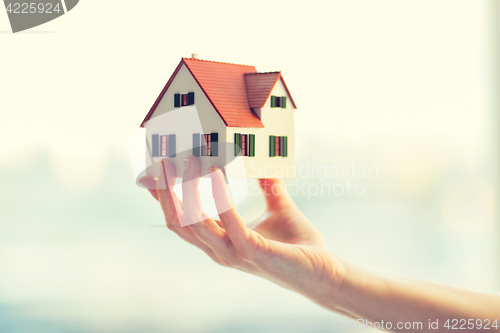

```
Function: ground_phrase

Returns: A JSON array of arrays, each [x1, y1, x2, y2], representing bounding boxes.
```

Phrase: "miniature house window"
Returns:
[[174, 92, 195, 107], [241, 135, 247, 156], [151, 134, 176, 158], [269, 135, 288, 157], [234, 133, 255, 157], [161, 135, 168, 157], [270, 95, 287, 108], [202, 134, 212, 156], [193, 132, 218, 157]]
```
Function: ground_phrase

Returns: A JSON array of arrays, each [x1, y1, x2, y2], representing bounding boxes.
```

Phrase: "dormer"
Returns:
[[244, 72, 297, 120]]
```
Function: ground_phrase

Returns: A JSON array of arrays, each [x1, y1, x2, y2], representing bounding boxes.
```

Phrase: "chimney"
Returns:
[[191, 53, 198, 59]]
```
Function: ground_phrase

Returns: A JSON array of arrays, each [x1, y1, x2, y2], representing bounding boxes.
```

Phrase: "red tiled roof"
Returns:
[[141, 58, 296, 128], [183, 58, 263, 128], [245, 72, 297, 109], [245, 72, 281, 108]]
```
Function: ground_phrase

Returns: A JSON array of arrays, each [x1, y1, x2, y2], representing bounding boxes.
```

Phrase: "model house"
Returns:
[[140, 54, 297, 178]]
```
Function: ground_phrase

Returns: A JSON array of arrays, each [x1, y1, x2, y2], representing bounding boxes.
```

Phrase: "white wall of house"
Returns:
[[145, 64, 227, 178], [226, 78, 295, 178]]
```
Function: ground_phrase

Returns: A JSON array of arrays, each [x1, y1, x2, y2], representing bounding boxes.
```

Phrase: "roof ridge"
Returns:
[[182, 57, 255, 68], [246, 71, 281, 75]]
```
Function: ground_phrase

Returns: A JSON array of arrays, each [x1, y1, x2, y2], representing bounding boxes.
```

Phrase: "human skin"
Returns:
[[138, 156, 500, 333]]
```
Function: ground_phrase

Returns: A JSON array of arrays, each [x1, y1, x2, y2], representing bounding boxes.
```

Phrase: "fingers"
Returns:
[[182, 156, 228, 252], [181, 156, 205, 224], [157, 159, 184, 226], [157, 159, 218, 257], [258, 178, 294, 209], [208, 166, 249, 245], [138, 175, 159, 201]]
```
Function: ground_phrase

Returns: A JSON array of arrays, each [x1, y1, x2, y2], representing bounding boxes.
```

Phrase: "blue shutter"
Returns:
[[188, 92, 195, 105], [169, 134, 176, 157], [192, 133, 200, 157], [152, 134, 159, 157], [174, 94, 181, 107], [211, 132, 218, 156]]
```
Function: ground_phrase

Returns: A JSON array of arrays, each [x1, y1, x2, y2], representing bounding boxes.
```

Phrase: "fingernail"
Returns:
[[184, 157, 190, 171]]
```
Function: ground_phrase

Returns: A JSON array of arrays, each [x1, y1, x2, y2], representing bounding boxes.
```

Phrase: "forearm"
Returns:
[[325, 263, 500, 332]]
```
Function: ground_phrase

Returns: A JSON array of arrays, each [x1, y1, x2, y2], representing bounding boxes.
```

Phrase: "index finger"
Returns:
[[208, 166, 249, 245]]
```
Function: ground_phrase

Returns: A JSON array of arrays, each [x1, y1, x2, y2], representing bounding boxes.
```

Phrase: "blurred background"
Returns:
[[1, 0, 499, 332]]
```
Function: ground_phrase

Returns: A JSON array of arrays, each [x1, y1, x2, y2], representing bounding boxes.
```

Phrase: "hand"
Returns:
[[138, 156, 346, 308], [139, 156, 500, 329]]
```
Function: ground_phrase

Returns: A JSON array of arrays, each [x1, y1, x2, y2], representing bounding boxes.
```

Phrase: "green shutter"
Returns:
[[234, 133, 241, 156], [272, 135, 276, 157], [249, 134, 255, 157], [269, 135, 275, 157], [271, 95, 276, 108], [283, 136, 288, 157], [282, 96, 287, 108]]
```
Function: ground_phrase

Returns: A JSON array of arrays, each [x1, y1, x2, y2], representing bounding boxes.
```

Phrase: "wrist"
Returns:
[[302, 251, 349, 312]]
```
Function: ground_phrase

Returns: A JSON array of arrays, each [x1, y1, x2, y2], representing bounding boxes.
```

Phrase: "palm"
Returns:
[[139, 157, 343, 306], [251, 207, 323, 245], [249, 180, 324, 246]]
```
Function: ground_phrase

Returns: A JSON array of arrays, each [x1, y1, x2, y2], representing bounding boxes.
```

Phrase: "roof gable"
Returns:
[[245, 72, 297, 109]]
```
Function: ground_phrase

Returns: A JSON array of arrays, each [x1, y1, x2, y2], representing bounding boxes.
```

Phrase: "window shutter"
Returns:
[[174, 94, 181, 107], [192, 133, 200, 157], [169, 134, 176, 157], [211, 132, 218, 156], [249, 134, 255, 157], [282, 96, 287, 108], [152, 134, 159, 157], [188, 92, 195, 105], [283, 136, 288, 157], [234, 133, 241, 156], [271, 96, 276, 108], [269, 135, 276, 157], [276, 136, 281, 156]]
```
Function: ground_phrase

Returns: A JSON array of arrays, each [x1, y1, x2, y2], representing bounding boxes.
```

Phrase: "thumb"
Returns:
[[258, 178, 293, 209]]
